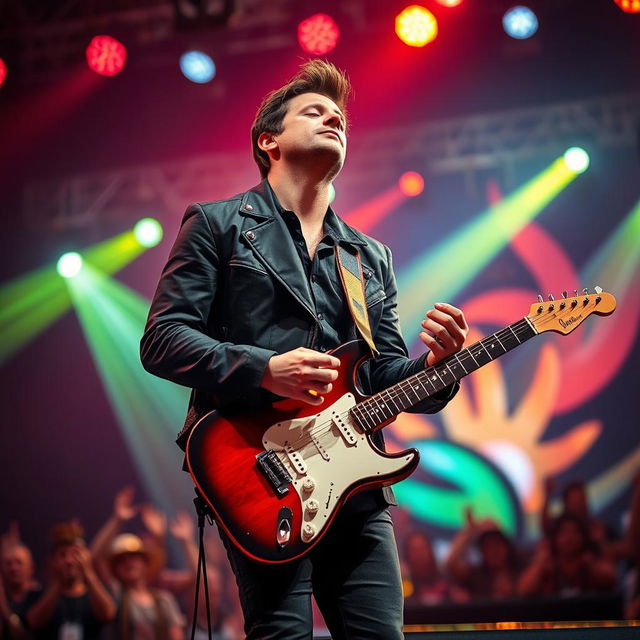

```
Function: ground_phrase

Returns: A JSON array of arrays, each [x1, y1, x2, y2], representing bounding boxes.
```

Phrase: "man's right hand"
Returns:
[[261, 347, 340, 406]]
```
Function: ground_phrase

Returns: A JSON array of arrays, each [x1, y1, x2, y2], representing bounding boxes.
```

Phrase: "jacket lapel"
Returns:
[[239, 184, 317, 320]]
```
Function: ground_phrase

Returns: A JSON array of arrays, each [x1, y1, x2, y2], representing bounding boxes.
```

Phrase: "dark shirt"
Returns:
[[269, 182, 363, 355], [1, 588, 42, 640], [33, 593, 104, 640]]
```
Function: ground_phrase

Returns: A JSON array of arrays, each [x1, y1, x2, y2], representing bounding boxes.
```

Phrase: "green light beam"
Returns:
[[66, 265, 191, 514], [0, 231, 147, 367], [397, 158, 580, 335], [582, 199, 640, 296]]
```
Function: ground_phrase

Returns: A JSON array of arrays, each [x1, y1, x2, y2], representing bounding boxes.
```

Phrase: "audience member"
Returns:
[[518, 513, 616, 597], [445, 509, 522, 599], [26, 522, 115, 640], [91, 489, 185, 640], [402, 531, 468, 605]]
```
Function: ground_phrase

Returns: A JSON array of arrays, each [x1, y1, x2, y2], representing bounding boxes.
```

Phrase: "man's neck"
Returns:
[[267, 169, 331, 227]]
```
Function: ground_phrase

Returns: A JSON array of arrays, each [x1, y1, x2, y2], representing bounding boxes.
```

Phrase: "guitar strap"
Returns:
[[335, 245, 379, 357]]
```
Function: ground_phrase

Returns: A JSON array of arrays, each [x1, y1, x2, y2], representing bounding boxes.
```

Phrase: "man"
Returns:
[[141, 60, 468, 639], [26, 522, 115, 640], [1, 540, 41, 639]]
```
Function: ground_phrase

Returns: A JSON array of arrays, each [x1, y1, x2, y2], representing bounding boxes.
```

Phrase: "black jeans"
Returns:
[[218, 506, 404, 640]]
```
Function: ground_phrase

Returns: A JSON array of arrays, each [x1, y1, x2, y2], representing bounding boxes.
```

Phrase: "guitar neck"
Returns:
[[350, 317, 537, 432]]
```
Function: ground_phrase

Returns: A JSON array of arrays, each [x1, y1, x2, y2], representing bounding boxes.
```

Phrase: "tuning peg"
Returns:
[[574, 289, 578, 297], [583, 288, 589, 295], [562, 291, 568, 299], [537, 294, 543, 303], [594, 285, 603, 294], [548, 293, 554, 301]]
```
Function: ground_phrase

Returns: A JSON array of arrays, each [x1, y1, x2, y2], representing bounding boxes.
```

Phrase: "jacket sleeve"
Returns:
[[363, 245, 458, 414], [140, 204, 277, 405]]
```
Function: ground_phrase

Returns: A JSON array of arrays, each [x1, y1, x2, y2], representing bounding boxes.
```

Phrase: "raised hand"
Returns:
[[261, 347, 340, 406], [169, 511, 195, 542], [113, 486, 138, 522], [419, 302, 469, 366], [141, 504, 167, 538]]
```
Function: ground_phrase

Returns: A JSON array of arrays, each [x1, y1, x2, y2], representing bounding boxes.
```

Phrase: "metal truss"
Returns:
[[23, 92, 640, 229]]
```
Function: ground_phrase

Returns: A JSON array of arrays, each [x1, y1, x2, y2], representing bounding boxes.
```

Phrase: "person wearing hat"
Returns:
[[91, 491, 185, 640], [25, 522, 116, 640]]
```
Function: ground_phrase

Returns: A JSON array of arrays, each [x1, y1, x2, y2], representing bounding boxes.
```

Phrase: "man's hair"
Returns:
[[49, 520, 85, 550], [251, 59, 352, 178]]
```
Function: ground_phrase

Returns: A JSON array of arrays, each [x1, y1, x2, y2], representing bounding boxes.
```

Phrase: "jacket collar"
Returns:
[[239, 180, 367, 248]]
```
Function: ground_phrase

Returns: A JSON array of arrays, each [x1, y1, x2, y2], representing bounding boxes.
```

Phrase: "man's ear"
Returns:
[[257, 132, 278, 153]]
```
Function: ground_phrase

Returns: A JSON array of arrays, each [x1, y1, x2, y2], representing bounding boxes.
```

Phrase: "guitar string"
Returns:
[[279, 319, 535, 453], [284, 319, 534, 450]]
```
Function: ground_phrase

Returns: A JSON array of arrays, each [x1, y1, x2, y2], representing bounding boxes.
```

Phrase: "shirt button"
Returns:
[[317, 312, 324, 321], [246, 231, 255, 241], [245, 203, 253, 211], [311, 274, 317, 283]]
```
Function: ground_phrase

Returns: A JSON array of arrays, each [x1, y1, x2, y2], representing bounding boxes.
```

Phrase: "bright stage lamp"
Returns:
[[134, 218, 163, 247], [57, 252, 83, 279], [180, 51, 216, 83], [395, 6, 438, 48], [563, 147, 590, 173], [298, 13, 340, 55], [613, 0, 640, 13], [399, 172, 424, 196], [503, 6, 538, 40], [86, 35, 127, 76], [0, 58, 6, 89]]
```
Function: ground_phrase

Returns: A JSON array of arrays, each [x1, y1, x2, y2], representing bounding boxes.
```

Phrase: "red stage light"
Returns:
[[85, 35, 127, 76], [395, 6, 438, 48], [613, 0, 640, 12], [298, 13, 340, 55], [399, 171, 424, 197], [0, 58, 6, 89], [436, 0, 463, 6]]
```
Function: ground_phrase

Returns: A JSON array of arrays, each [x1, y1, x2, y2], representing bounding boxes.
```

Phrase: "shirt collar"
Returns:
[[264, 179, 366, 247]]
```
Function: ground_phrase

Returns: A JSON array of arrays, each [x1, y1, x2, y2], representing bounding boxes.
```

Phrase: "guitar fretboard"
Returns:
[[350, 317, 537, 432]]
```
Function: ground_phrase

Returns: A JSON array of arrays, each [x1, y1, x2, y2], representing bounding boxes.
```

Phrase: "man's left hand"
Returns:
[[419, 302, 468, 366]]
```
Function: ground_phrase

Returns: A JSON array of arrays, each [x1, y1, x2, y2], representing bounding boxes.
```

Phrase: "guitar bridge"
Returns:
[[256, 449, 292, 496]]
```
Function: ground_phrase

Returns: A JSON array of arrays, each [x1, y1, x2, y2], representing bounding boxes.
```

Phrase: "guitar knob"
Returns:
[[302, 523, 317, 542], [302, 477, 316, 493], [306, 499, 319, 515]]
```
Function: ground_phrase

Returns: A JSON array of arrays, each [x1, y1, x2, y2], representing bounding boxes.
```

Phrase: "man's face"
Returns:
[[50, 544, 83, 584], [271, 92, 347, 173], [1, 546, 34, 587]]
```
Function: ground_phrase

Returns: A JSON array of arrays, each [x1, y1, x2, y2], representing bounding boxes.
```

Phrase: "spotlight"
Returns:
[[86, 35, 127, 76], [57, 252, 83, 279], [503, 6, 538, 40], [134, 218, 163, 247], [613, 0, 640, 13], [436, 0, 463, 6], [180, 51, 216, 83], [298, 14, 340, 55], [0, 58, 6, 89], [395, 6, 438, 48], [399, 172, 424, 196], [563, 147, 590, 173]]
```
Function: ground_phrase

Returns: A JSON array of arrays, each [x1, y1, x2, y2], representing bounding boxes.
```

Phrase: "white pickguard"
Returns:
[[262, 393, 415, 544]]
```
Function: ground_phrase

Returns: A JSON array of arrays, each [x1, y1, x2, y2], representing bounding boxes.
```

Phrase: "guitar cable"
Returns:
[[190, 492, 214, 640]]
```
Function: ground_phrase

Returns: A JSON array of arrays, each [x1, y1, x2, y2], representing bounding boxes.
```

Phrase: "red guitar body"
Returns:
[[185, 339, 419, 564]]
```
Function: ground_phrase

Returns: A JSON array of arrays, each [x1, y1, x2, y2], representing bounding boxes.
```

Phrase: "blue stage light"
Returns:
[[503, 6, 538, 40], [180, 51, 216, 84]]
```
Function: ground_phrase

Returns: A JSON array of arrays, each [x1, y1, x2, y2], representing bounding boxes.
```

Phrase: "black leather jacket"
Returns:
[[140, 181, 458, 456]]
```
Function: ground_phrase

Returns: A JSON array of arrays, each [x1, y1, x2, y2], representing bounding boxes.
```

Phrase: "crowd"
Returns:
[[399, 475, 640, 618], [2, 476, 639, 640]]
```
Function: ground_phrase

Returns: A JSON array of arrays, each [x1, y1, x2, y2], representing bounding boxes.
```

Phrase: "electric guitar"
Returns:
[[186, 288, 616, 564]]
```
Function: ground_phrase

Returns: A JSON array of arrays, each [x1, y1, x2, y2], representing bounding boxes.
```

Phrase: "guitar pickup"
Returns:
[[256, 449, 292, 497]]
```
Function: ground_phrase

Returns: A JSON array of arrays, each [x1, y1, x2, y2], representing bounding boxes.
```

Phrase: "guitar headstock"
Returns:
[[527, 286, 616, 335]]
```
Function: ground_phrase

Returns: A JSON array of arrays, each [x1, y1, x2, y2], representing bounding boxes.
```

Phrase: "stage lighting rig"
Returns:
[[172, 0, 235, 30]]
